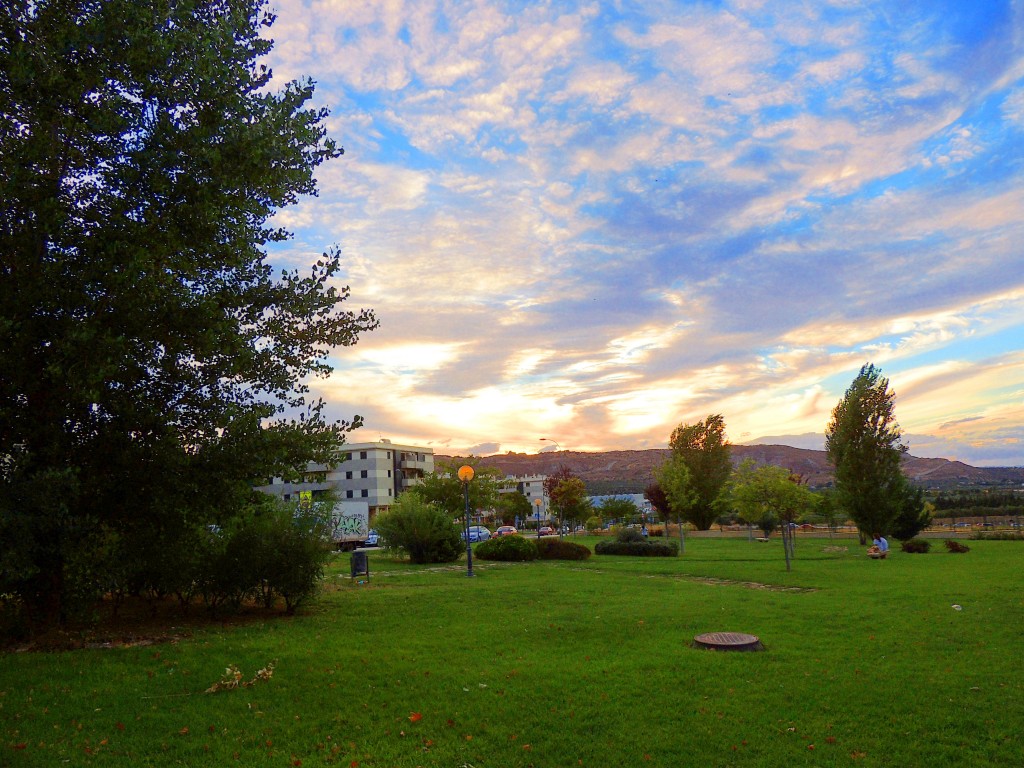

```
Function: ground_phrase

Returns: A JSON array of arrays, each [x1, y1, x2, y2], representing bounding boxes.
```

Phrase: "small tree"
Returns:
[[495, 490, 532, 526], [891, 481, 932, 541], [728, 461, 818, 571], [598, 497, 640, 525], [373, 494, 463, 564], [550, 477, 592, 535], [655, 454, 697, 553]]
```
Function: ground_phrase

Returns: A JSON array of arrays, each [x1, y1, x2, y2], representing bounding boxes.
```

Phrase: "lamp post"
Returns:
[[539, 437, 560, 452], [458, 465, 475, 578], [534, 497, 542, 539]]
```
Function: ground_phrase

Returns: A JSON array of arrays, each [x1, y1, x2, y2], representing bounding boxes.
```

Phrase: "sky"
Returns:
[[261, 0, 1024, 467]]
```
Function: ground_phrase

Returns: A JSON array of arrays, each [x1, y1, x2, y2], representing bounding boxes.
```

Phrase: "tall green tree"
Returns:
[[667, 414, 732, 530], [825, 364, 908, 539], [0, 0, 377, 625]]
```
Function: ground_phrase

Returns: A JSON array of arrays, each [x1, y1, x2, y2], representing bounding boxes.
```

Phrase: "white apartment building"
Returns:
[[256, 439, 433, 516], [503, 474, 551, 523]]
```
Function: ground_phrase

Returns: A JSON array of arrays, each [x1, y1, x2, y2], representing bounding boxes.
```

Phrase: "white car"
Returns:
[[463, 525, 491, 543]]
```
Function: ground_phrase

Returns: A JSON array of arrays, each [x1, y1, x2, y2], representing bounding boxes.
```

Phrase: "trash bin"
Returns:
[[350, 549, 369, 580]]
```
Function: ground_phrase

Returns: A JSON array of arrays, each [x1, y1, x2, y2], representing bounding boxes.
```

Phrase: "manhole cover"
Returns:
[[693, 631, 764, 651]]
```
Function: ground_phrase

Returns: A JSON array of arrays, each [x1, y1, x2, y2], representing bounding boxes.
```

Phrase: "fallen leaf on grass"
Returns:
[[12, 744, 27, 750], [409, 712, 422, 722], [850, 750, 866, 759]]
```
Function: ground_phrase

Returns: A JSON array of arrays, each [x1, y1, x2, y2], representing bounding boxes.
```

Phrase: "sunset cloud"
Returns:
[[266, 0, 1024, 466]]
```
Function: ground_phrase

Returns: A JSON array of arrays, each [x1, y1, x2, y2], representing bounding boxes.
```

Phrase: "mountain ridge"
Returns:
[[436, 445, 1024, 491]]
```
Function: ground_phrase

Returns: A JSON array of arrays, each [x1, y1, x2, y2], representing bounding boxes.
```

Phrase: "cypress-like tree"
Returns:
[[825, 364, 908, 538]]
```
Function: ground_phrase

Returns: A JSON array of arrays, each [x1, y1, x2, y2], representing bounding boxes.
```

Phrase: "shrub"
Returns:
[[595, 539, 679, 557], [901, 538, 931, 553], [536, 539, 591, 560], [944, 539, 970, 553], [616, 528, 646, 544], [374, 495, 463, 564], [475, 535, 538, 562], [585, 516, 603, 532]]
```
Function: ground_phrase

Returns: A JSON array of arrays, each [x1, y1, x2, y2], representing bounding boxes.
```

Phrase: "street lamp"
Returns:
[[458, 465, 475, 578], [539, 438, 560, 452], [534, 497, 542, 539]]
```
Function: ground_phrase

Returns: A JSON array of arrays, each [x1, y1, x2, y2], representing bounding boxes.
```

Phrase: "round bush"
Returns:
[[536, 538, 591, 560], [475, 535, 538, 562], [374, 495, 463, 564]]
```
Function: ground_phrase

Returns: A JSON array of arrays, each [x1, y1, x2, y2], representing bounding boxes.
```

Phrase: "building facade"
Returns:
[[256, 439, 434, 517]]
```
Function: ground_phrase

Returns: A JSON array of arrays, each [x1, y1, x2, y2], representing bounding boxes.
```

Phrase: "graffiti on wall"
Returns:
[[333, 515, 368, 538]]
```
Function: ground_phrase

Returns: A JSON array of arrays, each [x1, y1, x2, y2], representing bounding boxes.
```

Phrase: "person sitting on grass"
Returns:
[[867, 533, 889, 559]]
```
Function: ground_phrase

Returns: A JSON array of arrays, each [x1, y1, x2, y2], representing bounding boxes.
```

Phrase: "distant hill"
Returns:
[[436, 446, 1024, 492]]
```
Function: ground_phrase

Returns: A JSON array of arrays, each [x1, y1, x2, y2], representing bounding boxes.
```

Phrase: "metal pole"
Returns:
[[463, 480, 474, 577]]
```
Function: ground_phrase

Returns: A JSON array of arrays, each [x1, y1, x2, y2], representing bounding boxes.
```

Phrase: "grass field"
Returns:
[[2, 536, 1022, 767]]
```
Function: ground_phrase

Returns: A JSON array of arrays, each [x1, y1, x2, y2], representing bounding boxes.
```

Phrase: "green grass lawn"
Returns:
[[2, 537, 1022, 767]]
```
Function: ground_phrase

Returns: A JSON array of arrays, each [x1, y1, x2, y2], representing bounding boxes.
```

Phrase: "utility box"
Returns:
[[350, 549, 370, 581]]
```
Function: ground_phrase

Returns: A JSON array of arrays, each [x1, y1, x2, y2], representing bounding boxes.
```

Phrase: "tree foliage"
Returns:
[[728, 460, 818, 570], [891, 481, 932, 541], [825, 364, 908, 538], [0, 0, 376, 625], [550, 477, 592, 531], [409, 458, 507, 518], [667, 414, 732, 530], [373, 494, 463, 565], [729, 462, 818, 532], [595, 497, 639, 523]]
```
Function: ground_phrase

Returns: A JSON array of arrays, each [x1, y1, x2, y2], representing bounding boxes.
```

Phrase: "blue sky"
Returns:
[[263, 0, 1024, 466]]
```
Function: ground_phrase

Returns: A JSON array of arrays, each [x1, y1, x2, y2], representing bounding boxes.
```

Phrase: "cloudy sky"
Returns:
[[262, 0, 1024, 466]]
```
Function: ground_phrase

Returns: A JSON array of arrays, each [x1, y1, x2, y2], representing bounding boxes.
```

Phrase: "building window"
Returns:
[[388, 488, 392, 496], [360, 451, 367, 459], [387, 451, 391, 459], [345, 471, 353, 479], [360, 489, 368, 498], [360, 470, 368, 478], [387, 469, 392, 478], [283, 494, 291, 501], [346, 490, 353, 499]]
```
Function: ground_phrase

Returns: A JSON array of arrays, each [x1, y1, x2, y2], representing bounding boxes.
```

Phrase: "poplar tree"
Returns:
[[825, 364, 908, 538]]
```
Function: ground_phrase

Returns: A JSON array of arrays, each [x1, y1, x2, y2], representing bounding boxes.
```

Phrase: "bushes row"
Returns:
[[1, 496, 333, 638], [898, 538, 977, 554], [595, 539, 679, 557]]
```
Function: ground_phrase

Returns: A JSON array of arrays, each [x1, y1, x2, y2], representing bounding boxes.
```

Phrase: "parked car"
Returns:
[[462, 525, 491, 543], [365, 529, 379, 547], [538, 526, 555, 536], [493, 525, 519, 537]]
